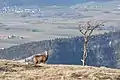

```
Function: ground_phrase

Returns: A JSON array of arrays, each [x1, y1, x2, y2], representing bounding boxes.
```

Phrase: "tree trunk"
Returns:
[[81, 37, 88, 66]]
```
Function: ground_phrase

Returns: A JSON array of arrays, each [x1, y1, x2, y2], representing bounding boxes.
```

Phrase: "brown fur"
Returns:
[[33, 51, 48, 66]]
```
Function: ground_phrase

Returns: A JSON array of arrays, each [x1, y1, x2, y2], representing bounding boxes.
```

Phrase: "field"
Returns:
[[0, 60, 120, 80], [1, 1, 120, 48], [0, 13, 109, 49], [0, 14, 80, 48]]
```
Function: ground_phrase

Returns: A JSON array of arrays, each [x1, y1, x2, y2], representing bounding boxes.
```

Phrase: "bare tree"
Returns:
[[78, 20, 104, 66]]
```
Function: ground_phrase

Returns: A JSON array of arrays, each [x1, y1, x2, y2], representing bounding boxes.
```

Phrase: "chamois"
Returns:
[[33, 50, 49, 66]]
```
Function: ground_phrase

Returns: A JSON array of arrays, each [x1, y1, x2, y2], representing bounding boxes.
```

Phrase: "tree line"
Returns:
[[0, 31, 120, 68]]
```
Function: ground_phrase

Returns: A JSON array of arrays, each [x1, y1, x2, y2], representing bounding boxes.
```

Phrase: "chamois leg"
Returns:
[[34, 60, 38, 66], [43, 61, 47, 64], [38, 60, 41, 64]]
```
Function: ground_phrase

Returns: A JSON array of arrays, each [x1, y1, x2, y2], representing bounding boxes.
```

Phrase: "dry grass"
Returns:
[[0, 60, 120, 80]]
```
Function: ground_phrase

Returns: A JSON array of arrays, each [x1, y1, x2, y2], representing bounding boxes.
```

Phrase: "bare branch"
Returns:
[[84, 20, 91, 35], [78, 20, 91, 35], [87, 20, 91, 29], [78, 24, 85, 35], [78, 20, 105, 37], [79, 30, 85, 35], [88, 21, 104, 37]]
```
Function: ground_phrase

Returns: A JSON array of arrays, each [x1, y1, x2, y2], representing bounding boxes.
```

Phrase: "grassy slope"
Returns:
[[0, 60, 120, 80]]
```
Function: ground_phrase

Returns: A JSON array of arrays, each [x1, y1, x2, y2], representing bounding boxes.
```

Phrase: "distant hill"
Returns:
[[0, 0, 113, 7], [0, 31, 120, 68]]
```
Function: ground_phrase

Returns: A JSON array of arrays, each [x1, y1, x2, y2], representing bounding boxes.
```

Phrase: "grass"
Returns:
[[0, 60, 120, 80]]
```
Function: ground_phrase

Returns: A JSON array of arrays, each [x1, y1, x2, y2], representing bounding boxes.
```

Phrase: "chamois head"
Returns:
[[44, 50, 48, 56]]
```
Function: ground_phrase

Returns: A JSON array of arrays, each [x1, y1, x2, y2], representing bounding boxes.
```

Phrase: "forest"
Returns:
[[0, 31, 120, 68]]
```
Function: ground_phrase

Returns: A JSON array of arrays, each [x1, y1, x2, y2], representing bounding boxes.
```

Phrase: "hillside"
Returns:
[[0, 60, 120, 80], [0, 31, 120, 68]]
